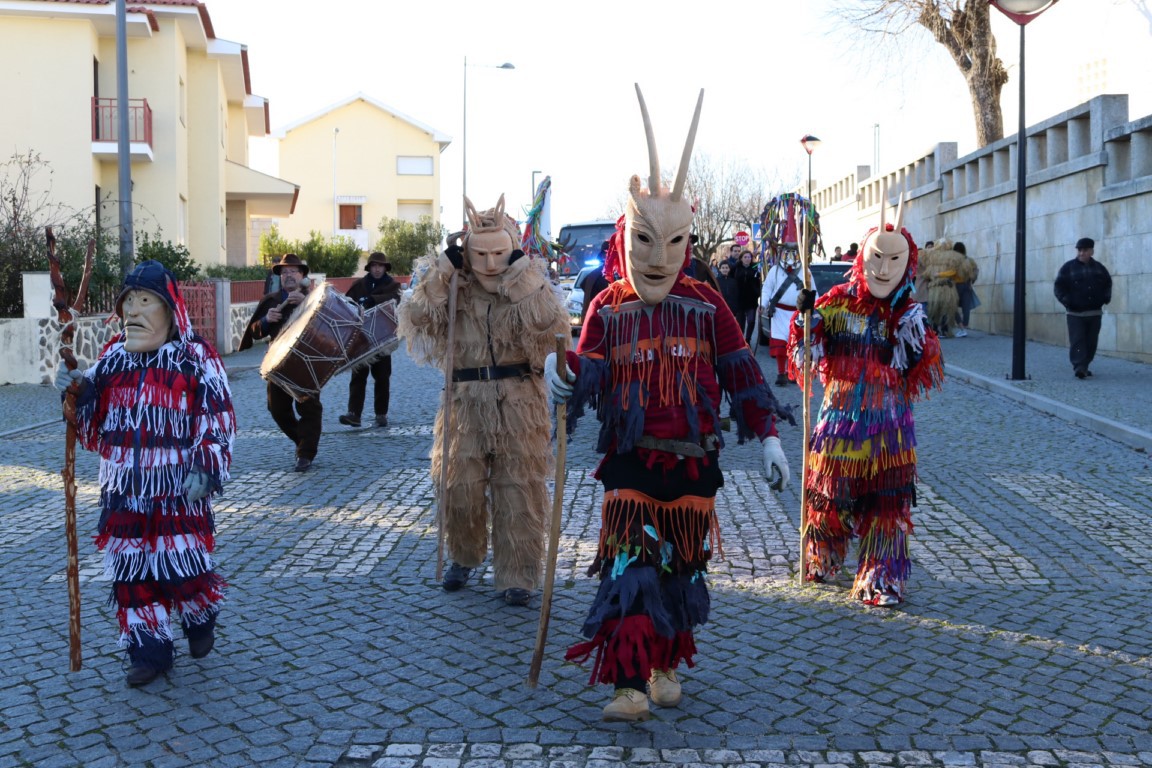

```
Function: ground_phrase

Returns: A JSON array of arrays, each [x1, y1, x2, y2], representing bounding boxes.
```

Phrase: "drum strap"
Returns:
[[452, 363, 536, 382]]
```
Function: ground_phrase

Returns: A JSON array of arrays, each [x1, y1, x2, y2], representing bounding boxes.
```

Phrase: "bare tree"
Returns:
[[686, 153, 788, 263], [834, 1, 1009, 146]]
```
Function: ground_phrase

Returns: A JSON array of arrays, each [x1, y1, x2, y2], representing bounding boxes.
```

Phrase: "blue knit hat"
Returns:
[[115, 260, 192, 340]]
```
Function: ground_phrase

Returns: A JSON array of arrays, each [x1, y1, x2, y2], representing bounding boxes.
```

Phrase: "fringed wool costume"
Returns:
[[70, 262, 235, 677], [788, 224, 943, 605], [562, 274, 789, 685], [397, 198, 570, 595]]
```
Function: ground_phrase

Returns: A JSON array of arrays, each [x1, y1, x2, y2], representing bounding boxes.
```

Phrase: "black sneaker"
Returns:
[[125, 664, 160, 687], [338, 412, 362, 427], [293, 457, 313, 472], [442, 562, 474, 592], [774, 373, 789, 387], [375, 414, 388, 428]]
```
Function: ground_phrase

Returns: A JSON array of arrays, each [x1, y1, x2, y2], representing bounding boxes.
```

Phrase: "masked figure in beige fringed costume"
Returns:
[[916, 240, 965, 336], [398, 195, 569, 607]]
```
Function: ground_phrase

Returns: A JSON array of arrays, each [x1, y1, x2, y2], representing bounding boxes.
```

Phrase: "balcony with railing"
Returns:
[[91, 97, 154, 161]]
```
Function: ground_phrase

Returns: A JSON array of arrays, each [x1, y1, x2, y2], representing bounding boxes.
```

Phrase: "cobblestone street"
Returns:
[[2, 332, 1151, 768]]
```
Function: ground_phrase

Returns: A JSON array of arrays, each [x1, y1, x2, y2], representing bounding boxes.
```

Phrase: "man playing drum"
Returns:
[[240, 253, 322, 472]]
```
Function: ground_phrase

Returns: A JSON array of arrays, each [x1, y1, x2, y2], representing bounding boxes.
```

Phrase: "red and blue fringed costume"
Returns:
[[562, 270, 792, 686], [73, 293, 235, 673], [787, 227, 943, 604]]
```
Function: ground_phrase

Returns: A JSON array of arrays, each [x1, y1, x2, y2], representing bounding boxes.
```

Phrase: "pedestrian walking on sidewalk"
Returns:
[[54, 261, 235, 687], [239, 253, 321, 472], [1054, 237, 1112, 379], [339, 251, 401, 428], [952, 242, 980, 337], [789, 203, 943, 607]]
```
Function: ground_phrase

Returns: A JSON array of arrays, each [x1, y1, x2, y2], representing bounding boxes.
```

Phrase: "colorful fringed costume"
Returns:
[[70, 263, 235, 675], [788, 225, 943, 605], [398, 197, 569, 594], [562, 261, 791, 686]]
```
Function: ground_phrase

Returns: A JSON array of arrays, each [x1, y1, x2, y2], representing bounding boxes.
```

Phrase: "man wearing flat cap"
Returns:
[[240, 253, 322, 471], [1054, 237, 1112, 379], [339, 251, 402, 428]]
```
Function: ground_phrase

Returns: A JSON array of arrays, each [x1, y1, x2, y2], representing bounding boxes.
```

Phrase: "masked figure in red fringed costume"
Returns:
[[54, 260, 235, 687], [548, 86, 793, 721], [789, 198, 943, 607]]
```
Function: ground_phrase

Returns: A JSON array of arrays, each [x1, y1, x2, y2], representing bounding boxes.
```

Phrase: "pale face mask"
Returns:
[[120, 289, 173, 352], [467, 228, 516, 294], [862, 230, 910, 299]]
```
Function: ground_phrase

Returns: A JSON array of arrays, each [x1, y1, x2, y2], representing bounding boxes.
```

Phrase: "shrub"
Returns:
[[374, 215, 445, 277], [204, 264, 269, 280], [259, 224, 297, 267], [135, 232, 201, 280]]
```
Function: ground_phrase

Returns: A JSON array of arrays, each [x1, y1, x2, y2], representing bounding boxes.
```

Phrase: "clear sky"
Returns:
[[209, 0, 1151, 233]]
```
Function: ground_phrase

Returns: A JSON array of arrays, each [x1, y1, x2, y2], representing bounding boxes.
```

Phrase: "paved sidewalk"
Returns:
[[2, 333, 1151, 768]]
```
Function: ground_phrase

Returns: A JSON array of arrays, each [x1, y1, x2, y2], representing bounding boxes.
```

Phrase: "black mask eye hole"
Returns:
[[670, 235, 684, 244], [637, 233, 652, 244]]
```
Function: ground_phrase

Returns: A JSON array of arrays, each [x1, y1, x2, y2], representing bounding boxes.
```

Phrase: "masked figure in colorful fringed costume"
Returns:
[[397, 195, 569, 607], [53, 260, 235, 687], [789, 198, 943, 607], [548, 86, 793, 722]]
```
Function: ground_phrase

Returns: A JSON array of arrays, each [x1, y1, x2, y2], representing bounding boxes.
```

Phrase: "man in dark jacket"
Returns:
[[239, 253, 321, 471], [1054, 237, 1112, 379], [339, 251, 402, 427]]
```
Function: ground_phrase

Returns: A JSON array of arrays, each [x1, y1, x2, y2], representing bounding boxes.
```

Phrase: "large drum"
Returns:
[[260, 283, 400, 402]]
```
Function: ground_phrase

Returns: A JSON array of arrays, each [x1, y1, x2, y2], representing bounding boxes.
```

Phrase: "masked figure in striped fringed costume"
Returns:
[[547, 86, 793, 722], [788, 199, 943, 607], [55, 260, 235, 687]]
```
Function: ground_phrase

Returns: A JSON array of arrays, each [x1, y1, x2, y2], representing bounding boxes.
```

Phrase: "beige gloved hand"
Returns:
[[182, 470, 214, 503], [761, 436, 790, 491]]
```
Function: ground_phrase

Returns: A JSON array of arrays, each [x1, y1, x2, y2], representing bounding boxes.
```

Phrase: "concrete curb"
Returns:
[[945, 363, 1152, 454]]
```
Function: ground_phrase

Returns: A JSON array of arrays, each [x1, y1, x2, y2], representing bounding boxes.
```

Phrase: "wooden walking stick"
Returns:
[[528, 333, 569, 688], [46, 227, 95, 671], [797, 207, 814, 587], [435, 269, 460, 582]]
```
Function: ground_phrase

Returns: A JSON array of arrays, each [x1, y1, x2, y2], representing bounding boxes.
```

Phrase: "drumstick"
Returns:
[[274, 276, 311, 315]]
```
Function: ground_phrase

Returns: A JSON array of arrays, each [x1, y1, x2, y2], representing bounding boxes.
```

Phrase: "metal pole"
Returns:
[[462, 56, 468, 229], [456, 56, 460, 227], [1011, 23, 1028, 380], [115, 0, 134, 278]]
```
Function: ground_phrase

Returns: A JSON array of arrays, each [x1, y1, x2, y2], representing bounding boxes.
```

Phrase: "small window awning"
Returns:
[[225, 160, 298, 216]]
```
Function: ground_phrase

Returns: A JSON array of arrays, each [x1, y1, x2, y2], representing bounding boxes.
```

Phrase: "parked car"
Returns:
[[758, 262, 851, 344], [564, 262, 603, 336]]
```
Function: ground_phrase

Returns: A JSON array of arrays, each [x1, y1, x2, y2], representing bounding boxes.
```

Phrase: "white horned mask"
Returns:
[[624, 85, 704, 306], [462, 194, 521, 294], [857, 190, 917, 301]]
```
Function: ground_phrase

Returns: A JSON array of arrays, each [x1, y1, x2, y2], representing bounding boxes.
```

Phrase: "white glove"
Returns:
[[762, 436, 790, 491], [544, 352, 575, 403], [54, 363, 83, 393], [183, 470, 213, 503]]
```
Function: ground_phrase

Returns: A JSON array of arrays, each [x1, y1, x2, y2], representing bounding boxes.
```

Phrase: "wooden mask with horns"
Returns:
[[462, 194, 521, 294], [624, 85, 704, 305]]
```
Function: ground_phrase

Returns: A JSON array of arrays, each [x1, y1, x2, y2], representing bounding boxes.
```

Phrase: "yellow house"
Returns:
[[275, 93, 451, 250], [0, 0, 297, 268]]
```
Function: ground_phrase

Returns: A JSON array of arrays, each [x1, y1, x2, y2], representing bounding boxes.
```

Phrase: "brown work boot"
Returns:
[[647, 668, 682, 707], [602, 687, 650, 722]]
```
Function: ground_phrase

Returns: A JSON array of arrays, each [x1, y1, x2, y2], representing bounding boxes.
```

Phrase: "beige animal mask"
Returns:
[[624, 85, 703, 305], [861, 193, 911, 300], [463, 194, 521, 294]]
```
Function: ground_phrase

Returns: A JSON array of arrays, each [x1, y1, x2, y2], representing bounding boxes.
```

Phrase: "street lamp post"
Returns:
[[332, 127, 339, 239], [462, 56, 515, 228], [990, 0, 1059, 381], [800, 134, 821, 202]]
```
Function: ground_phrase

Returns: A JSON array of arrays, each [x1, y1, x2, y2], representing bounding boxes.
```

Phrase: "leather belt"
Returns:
[[634, 433, 720, 458], [452, 363, 535, 382]]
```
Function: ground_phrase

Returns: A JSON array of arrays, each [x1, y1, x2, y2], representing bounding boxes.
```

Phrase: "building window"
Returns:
[[339, 204, 362, 230], [397, 156, 434, 175]]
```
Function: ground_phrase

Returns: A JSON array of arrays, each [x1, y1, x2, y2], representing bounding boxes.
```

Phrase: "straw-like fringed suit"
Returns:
[[398, 253, 569, 591], [73, 334, 235, 670], [561, 277, 790, 685], [787, 271, 943, 604]]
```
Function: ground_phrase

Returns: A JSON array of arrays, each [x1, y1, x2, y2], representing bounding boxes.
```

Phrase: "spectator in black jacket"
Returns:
[[1054, 237, 1112, 379], [732, 250, 762, 344], [340, 251, 403, 427]]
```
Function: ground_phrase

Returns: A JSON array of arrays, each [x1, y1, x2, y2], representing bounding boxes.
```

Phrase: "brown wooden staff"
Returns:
[[46, 227, 94, 672], [797, 208, 814, 586], [528, 333, 569, 688], [435, 269, 460, 582]]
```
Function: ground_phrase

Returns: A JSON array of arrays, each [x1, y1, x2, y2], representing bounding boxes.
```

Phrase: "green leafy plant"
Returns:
[[135, 232, 201, 281], [374, 215, 445, 277]]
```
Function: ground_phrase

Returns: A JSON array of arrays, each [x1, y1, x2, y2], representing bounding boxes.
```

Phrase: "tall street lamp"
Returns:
[[800, 134, 821, 201], [462, 56, 515, 228], [990, 0, 1059, 380]]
